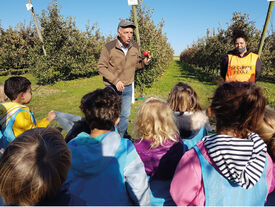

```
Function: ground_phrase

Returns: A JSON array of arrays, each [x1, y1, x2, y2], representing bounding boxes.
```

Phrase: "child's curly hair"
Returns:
[[80, 87, 122, 130], [211, 82, 266, 138]]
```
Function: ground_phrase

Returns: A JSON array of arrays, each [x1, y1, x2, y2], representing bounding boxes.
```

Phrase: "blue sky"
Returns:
[[0, 0, 273, 55]]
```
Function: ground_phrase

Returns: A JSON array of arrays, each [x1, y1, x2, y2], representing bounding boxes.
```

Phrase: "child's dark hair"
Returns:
[[211, 82, 266, 138], [0, 127, 72, 206], [65, 118, 90, 143], [233, 29, 248, 43], [4, 76, 31, 101], [168, 82, 201, 114], [80, 87, 122, 130]]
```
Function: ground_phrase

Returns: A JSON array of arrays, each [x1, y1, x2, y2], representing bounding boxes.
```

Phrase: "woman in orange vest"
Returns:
[[220, 30, 262, 82]]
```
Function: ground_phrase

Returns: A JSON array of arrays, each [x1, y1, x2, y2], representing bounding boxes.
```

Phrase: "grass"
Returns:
[[128, 61, 218, 137], [0, 75, 105, 118], [0, 60, 274, 139], [0, 74, 105, 136]]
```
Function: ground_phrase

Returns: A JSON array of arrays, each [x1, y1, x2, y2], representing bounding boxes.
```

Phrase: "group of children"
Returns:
[[0, 76, 274, 206]]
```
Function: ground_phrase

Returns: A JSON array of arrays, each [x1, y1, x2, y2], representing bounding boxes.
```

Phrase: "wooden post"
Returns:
[[27, 0, 46, 56], [132, 5, 141, 46], [258, 1, 274, 57]]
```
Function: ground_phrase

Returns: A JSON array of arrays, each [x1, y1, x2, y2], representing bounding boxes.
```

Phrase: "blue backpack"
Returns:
[[182, 126, 207, 152], [0, 108, 35, 149], [193, 145, 267, 206]]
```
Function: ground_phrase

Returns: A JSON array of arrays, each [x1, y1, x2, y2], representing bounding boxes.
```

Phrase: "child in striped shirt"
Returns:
[[170, 82, 274, 206]]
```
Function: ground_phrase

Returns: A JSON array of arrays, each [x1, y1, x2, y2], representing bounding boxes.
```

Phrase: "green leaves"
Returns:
[[1, 1, 172, 87], [30, 0, 107, 84], [131, 5, 173, 94], [0, 24, 36, 70]]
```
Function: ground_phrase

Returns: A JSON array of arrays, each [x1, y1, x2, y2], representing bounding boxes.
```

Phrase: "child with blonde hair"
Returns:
[[168, 82, 210, 149], [134, 97, 183, 205], [256, 107, 275, 146], [170, 82, 274, 206], [255, 107, 275, 205]]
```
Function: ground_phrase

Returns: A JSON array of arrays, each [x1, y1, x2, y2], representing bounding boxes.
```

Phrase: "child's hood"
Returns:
[[174, 110, 210, 131], [134, 138, 183, 179], [68, 131, 121, 176], [203, 133, 267, 189]]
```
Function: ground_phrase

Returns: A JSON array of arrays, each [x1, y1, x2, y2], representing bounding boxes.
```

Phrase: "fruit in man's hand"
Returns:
[[144, 50, 149, 56]]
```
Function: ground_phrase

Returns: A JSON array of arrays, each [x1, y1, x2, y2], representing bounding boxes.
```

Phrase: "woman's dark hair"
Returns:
[[233, 29, 248, 43]]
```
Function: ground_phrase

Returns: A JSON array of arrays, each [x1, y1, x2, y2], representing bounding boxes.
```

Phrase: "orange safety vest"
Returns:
[[226, 52, 258, 82]]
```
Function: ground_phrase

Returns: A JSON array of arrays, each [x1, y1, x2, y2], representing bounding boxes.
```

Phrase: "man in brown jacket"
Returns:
[[98, 19, 151, 137]]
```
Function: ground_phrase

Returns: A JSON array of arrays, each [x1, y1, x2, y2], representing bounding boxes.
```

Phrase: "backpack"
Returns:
[[0, 106, 35, 149]]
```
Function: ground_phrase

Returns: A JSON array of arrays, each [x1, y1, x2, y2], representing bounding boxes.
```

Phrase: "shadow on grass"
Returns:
[[175, 61, 218, 85], [259, 76, 275, 84]]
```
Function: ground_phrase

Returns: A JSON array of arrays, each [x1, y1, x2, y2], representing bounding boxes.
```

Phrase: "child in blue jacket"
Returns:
[[65, 87, 150, 206]]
